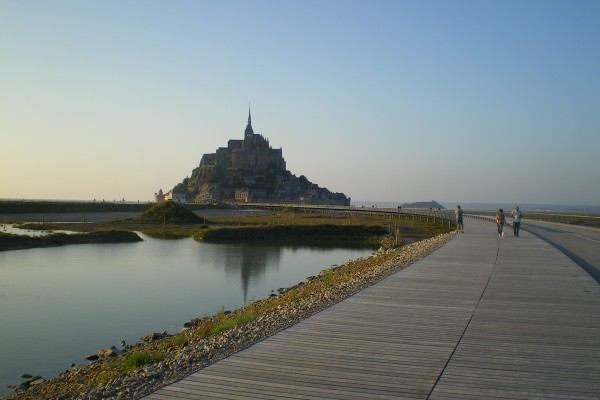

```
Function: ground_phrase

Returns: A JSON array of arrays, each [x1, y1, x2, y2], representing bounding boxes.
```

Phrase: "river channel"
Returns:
[[0, 230, 374, 396]]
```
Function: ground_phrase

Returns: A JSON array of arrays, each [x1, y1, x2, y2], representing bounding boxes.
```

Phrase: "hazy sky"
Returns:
[[1, 0, 599, 205]]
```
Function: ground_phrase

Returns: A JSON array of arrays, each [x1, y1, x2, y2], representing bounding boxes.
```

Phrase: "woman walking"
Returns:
[[495, 208, 506, 237]]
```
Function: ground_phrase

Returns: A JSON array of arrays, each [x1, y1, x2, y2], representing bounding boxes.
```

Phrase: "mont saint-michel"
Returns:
[[156, 110, 350, 206]]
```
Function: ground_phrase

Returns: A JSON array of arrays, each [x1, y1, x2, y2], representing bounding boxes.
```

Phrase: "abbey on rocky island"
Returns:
[[156, 109, 350, 206]]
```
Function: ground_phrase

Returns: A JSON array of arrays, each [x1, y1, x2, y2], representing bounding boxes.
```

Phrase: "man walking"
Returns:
[[455, 205, 464, 233], [511, 206, 523, 237]]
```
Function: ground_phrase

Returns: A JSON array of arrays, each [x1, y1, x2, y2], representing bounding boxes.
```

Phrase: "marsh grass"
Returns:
[[322, 268, 336, 288], [521, 213, 600, 228], [95, 350, 165, 386], [122, 351, 165, 373], [209, 309, 259, 335], [13, 209, 453, 246]]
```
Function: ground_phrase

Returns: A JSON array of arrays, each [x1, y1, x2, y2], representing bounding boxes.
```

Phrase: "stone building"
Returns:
[[169, 109, 350, 206], [199, 109, 286, 173], [154, 188, 186, 203]]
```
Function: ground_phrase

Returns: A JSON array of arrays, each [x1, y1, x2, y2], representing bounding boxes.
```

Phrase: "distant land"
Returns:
[[443, 202, 600, 214], [353, 201, 600, 214], [2, 198, 599, 215], [401, 201, 445, 209], [352, 200, 446, 210]]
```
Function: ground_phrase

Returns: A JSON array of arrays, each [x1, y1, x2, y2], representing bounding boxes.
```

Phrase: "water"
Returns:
[[0, 234, 373, 396]]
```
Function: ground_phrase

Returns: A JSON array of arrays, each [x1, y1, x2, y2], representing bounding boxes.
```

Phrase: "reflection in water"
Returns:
[[223, 244, 281, 303], [220, 243, 375, 304]]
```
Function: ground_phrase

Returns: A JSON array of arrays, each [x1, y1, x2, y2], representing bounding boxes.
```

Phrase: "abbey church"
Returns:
[[158, 109, 350, 206], [200, 111, 286, 175]]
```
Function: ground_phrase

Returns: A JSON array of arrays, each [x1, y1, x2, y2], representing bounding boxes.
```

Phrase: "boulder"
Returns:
[[29, 377, 45, 386], [98, 348, 118, 358], [141, 331, 168, 342]]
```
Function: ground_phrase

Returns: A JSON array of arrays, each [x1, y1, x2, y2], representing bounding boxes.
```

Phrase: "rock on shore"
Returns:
[[4, 232, 455, 400]]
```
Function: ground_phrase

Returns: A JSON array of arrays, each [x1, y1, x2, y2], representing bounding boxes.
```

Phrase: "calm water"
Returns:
[[0, 233, 373, 396]]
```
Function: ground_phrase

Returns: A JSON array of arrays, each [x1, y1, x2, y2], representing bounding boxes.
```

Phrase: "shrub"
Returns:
[[136, 201, 202, 224]]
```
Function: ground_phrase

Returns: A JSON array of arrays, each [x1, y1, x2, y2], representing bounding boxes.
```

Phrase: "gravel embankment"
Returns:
[[5, 232, 455, 400]]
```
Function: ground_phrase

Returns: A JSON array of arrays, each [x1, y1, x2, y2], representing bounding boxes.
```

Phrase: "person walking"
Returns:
[[495, 208, 506, 237], [455, 205, 464, 233], [511, 206, 523, 237]]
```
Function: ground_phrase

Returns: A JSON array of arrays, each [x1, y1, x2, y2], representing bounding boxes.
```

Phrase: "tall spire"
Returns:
[[244, 103, 254, 136]]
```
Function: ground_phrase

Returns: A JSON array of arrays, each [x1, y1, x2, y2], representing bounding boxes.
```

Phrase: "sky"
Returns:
[[1, 0, 599, 206]]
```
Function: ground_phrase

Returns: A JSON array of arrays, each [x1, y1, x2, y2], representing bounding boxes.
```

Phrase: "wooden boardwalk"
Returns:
[[144, 218, 600, 399]]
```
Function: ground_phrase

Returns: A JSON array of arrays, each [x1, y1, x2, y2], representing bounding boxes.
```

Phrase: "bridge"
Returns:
[[143, 216, 600, 399]]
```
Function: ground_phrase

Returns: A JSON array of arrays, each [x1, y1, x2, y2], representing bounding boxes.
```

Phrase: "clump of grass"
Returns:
[[141, 225, 202, 238], [209, 306, 259, 335], [94, 350, 165, 387], [122, 351, 165, 373], [322, 268, 336, 288], [14, 223, 59, 231], [96, 369, 120, 386], [155, 333, 189, 351], [136, 201, 202, 224]]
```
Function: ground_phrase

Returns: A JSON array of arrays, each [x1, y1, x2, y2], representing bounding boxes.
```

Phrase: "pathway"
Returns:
[[144, 218, 600, 399]]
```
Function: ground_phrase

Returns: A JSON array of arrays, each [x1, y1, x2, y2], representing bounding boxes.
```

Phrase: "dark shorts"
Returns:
[[458, 216, 463, 224]]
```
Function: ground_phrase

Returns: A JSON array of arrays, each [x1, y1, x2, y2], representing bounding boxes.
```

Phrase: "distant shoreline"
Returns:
[[353, 201, 600, 214], [1, 199, 599, 216]]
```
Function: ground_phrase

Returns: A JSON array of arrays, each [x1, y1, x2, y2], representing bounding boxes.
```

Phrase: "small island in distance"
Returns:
[[401, 200, 445, 209]]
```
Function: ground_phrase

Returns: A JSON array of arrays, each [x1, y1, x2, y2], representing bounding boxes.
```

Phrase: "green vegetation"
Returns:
[[7, 207, 454, 248], [197, 224, 386, 246], [523, 213, 600, 228], [121, 351, 165, 373], [0, 200, 150, 214], [141, 226, 206, 239], [210, 306, 259, 335], [2, 201, 457, 257], [13, 223, 63, 231], [96, 350, 166, 385], [0, 230, 142, 252], [135, 201, 203, 224], [322, 267, 335, 288]]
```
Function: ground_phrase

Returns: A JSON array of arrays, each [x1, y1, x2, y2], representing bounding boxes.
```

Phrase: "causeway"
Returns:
[[144, 217, 600, 399]]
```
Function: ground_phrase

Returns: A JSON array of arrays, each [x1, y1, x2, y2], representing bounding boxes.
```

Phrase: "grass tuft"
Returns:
[[122, 351, 165, 373], [322, 268, 335, 288]]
